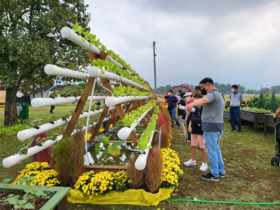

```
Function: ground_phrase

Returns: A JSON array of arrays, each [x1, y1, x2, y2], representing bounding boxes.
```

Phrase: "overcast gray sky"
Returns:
[[84, 0, 280, 90]]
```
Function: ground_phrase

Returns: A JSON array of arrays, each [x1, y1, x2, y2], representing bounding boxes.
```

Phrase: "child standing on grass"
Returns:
[[182, 93, 208, 171]]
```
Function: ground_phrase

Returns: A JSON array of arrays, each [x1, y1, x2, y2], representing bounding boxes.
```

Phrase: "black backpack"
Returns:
[[191, 107, 203, 127]]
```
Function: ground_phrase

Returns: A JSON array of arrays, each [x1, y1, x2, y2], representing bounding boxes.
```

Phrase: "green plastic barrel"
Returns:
[[15, 102, 29, 120]]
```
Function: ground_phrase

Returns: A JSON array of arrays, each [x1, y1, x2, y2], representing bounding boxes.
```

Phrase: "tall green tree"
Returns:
[[0, 0, 91, 126], [270, 88, 278, 112], [257, 89, 265, 109]]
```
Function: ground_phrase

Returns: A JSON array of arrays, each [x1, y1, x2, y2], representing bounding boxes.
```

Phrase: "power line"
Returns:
[[121, 45, 152, 55], [119, 43, 152, 54], [125, 60, 153, 64]]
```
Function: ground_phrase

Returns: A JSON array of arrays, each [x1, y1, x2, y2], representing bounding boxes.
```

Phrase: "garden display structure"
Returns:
[[3, 25, 158, 174], [1, 25, 184, 207]]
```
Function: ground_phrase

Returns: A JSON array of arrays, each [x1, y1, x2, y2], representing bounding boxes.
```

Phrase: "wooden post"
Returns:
[[55, 195, 68, 210], [89, 106, 109, 141], [104, 109, 117, 132], [264, 115, 268, 138], [254, 113, 258, 134], [63, 77, 95, 138], [63, 51, 107, 139]]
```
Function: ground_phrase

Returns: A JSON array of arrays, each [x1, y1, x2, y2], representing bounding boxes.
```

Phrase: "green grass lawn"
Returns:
[[1, 107, 280, 209]]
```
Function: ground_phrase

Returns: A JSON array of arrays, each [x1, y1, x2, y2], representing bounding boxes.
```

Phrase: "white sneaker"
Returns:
[[200, 163, 208, 171], [184, 159, 196, 166]]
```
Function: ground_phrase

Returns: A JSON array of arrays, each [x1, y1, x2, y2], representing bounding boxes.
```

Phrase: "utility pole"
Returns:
[[153, 41, 157, 95]]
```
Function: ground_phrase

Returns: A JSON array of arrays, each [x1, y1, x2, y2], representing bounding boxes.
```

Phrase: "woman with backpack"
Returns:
[[182, 93, 208, 171]]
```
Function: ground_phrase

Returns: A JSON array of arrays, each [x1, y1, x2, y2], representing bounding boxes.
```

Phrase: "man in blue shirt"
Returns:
[[165, 89, 180, 128], [229, 85, 243, 132]]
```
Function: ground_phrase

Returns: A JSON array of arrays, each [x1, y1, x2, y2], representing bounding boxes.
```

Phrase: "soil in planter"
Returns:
[[0, 191, 51, 210]]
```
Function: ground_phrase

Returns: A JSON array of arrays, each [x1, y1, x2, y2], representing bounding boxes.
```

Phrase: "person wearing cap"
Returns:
[[165, 89, 180, 128], [184, 92, 194, 142], [229, 85, 243, 132]]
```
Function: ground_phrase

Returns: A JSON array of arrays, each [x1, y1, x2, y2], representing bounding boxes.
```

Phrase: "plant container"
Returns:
[[0, 185, 70, 210]]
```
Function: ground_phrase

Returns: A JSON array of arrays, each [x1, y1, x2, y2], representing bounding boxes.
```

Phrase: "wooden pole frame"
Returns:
[[58, 51, 153, 172]]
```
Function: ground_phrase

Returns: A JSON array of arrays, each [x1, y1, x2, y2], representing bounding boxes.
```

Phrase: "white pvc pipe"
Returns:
[[44, 64, 89, 79], [17, 107, 114, 141], [61, 27, 123, 69], [105, 96, 148, 107], [61, 27, 100, 54], [85, 79, 96, 162], [97, 77, 118, 86], [88, 66, 147, 90], [31, 95, 107, 108], [135, 131, 154, 170], [117, 106, 153, 140], [3, 117, 111, 168]]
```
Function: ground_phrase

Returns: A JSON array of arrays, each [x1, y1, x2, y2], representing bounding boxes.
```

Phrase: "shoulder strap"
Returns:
[[211, 89, 225, 101], [198, 107, 203, 122]]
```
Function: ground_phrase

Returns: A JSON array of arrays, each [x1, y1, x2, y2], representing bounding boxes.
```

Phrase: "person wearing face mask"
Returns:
[[184, 77, 225, 182], [164, 89, 180, 128], [178, 92, 187, 135], [176, 90, 182, 101], [182, 92, 208, 171], [183, 92, 194, 142], [229, 85, 243, 132]]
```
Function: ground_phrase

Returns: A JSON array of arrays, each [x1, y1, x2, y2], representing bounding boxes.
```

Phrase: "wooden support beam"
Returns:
[[104, 109, 117, 132], [89, 106, 109, 141], [83, 165, 128, 173], [130, 101, 138, 111], [63, 52, 103, 139], [84, 165, 128, 169], [63, 78, 95, 139], [124, 102, 131, 113], [100, 78, 113, 96]]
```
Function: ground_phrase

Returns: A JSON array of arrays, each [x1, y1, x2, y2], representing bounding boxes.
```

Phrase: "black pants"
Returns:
[[187, 115, 191, 140], [50, 106, 55, 113]]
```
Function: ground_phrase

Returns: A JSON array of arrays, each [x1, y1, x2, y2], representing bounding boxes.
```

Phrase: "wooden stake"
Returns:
[[89, 106, 109, 141]]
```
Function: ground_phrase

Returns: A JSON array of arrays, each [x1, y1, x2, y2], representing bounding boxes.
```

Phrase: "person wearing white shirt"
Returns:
[[229, 85, 243, 132]]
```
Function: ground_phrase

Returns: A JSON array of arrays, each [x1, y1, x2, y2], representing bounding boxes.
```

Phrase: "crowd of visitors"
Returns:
[[165, 77, 280, 182], [165, 77, 226, 181]]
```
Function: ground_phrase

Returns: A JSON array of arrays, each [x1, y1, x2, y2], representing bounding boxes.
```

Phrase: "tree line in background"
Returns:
[[155, 83, 280, 95]]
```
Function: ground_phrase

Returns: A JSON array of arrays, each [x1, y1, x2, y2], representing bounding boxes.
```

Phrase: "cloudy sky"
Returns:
[[84, 0, 280, 90]]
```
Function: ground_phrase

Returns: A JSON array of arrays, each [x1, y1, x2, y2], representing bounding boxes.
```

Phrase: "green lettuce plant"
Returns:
[[136, 114, 158, 152], [0, 178, 11, 194]]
